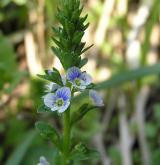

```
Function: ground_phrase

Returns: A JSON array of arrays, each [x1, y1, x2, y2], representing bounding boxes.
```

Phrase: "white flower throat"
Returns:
[[56, 98, 64, 107], [75, 78, 82, 86]]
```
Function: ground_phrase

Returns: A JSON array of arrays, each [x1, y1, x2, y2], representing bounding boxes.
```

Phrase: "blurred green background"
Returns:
[[0, 0, 160, 164]]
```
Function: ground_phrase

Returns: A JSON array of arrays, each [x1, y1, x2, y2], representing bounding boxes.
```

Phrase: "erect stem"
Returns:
[[62, 108, 71, 165]]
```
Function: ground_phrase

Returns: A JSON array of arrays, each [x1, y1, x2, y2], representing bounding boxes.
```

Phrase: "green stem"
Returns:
[[62, 108, 71, 165]]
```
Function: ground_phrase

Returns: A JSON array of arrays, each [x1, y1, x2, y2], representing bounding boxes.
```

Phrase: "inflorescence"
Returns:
[[43, 67, 103, 113]]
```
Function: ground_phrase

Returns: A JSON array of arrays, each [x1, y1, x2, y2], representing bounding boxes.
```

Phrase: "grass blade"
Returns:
[[5, 130, 37, 165]]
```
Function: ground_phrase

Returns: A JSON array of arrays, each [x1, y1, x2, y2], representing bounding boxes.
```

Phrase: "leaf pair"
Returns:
[[35, 122, 61, 151], [37, 68, 63, 86]]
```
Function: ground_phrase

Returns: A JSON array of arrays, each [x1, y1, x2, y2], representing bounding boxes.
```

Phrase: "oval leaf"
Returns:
[[35, 121, 61, 150]]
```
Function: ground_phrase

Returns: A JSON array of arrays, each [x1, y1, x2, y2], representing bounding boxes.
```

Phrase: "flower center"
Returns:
[[75, 78, 81, 86], [56, 98, 64, 107]]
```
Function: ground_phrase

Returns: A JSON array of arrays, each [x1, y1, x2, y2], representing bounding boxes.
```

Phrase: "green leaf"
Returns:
[[154, 104, 160, 121], [5, 130, 37, 165], [51, 47, 62, 60], [52, 27, 60, 36], [52, 37, 62, 48], [71, 8, 82, 20], [35, 121, 61, 150], [108, 146, 121, 165], [72, 31, 84, 43], [52, 68, 63, 83], [37, 67, 63, 86], [79, 58, 88, 68], [71, 104, 97, 126], [70, 143, 100, 161], [82, 23, 90, 31], [86, 83, 96, 89], [96, 64, 160, 90], [145, 123, 157, 138], [0, 33, 26, 93], [73, 64, 160, 102], [140, 0, 160, 65], [12, 0, 27, 5], [80, 14, 88, 24], [81, 44, 93, 54], [37, 104, 51, 113], [151, 149, 160, 165]]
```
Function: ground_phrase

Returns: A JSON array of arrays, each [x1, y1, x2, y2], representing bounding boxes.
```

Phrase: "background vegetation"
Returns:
[[0, 0, 160, 164]]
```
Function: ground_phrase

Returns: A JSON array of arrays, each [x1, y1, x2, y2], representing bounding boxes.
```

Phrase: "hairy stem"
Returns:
[[63, 108, 71, 165]]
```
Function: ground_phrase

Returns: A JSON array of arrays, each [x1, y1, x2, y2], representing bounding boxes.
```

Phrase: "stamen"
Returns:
[[75, 78, 81, 86], [56, 99, 64, 107]]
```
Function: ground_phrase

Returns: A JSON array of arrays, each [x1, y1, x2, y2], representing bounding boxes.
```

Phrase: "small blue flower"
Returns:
[[89, 90, 104, 107], [66, 66, 92, 90], [47, 69, 53, 75], [38, 156, 50, 165], [43, 87, 71, 113]]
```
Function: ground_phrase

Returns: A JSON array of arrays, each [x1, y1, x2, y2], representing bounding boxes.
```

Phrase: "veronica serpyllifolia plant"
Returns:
[[36, 0, 104, 164]]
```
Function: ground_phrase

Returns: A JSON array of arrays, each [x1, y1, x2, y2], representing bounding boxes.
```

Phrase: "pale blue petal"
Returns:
[[51, 84, 60, 91], [77, 84, 87, 90], [47, 69, 53, 75], [58, 101, 70, 113], [43, 93, 56, 108], [80, 72, 92, 85], [38, 156, 50, 165], [56, 87, 71, 101], [61, 75, 66, 85], [45, 83, 60, 92], [89, 90, 104, 107], [66, 67, 81, 81], [71, 79, 88, 90], [51, 106, 59, 112]]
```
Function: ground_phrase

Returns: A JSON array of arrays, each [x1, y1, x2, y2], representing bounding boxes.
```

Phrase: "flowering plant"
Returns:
[[36, 0, 104, 164]]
